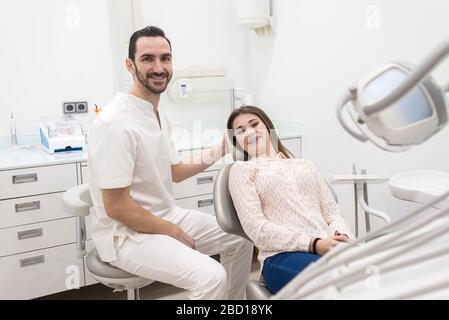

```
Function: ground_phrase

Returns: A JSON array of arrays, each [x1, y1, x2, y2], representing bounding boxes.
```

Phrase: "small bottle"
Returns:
[[94, 104, 102, 115], [10, 113, 18, 146]]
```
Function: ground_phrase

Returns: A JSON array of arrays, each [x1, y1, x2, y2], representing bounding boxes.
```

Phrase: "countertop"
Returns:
[[0, 120, 301, 171]]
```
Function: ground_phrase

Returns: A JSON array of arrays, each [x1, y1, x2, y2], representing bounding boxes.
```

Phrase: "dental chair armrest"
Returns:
[[62, 184, 91, 258], [61, 184, 92, 217]]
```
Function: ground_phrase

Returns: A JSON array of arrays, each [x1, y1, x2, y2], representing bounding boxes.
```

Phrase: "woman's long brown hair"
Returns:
[[227, 105, 293, 161]]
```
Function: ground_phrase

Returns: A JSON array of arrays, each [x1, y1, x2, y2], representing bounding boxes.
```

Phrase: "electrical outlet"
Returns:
[[76, 102, 88, 113], [63, 101, 88, 114], [63, 102, 76, 114]]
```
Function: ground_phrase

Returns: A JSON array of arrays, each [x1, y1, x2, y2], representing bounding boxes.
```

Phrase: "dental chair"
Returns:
[[214, 164, 272, 300], [62, 184, 153, 300], [213, 160, 339, 300]]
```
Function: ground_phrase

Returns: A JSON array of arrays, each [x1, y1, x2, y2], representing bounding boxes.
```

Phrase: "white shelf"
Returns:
[[330, 174, 389, 185]]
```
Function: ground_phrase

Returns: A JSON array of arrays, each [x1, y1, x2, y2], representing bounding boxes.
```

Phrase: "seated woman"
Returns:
[[227, 105, 354, 294]]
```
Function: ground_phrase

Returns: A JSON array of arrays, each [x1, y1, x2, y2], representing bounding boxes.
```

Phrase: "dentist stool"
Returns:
[[214, 164, 272, 300], [62, 184, 153, 300]]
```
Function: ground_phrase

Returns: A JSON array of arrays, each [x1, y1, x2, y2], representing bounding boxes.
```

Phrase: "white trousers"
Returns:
[[110, 209, 254, 300]]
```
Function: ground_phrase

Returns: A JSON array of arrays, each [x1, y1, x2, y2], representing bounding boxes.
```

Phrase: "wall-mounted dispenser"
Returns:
[[167, 66, 233, 104], [236, 0, 275, 36]]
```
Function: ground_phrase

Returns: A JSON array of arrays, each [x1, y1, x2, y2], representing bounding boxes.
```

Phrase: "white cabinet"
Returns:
[[0, 192, 70, 229], [175, 193, 216, 215], [0, 218, 76, 257], [0, 164, 77, 199], [173, 168, 218, 215], [173, 170, 218, 199], [0, 134, 301, 299], [0, 163, 83, 299], [0, 243, 83, 300]]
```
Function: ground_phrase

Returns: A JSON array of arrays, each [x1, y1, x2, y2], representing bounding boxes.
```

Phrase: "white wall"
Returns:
[[136, 0, 250, 124], [247, 0, 449, 235], [0, 0, 248, 135], [3, 0, 447, 237], [0, 0, 134, 137]]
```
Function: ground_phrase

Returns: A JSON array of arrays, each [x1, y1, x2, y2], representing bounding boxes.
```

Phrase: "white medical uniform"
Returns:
[[88, 92, 253, 299]]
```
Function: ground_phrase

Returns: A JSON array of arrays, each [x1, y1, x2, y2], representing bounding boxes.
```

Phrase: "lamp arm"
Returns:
[[336, 89, 368, 141], [442, 82, 449, 93], [364, 39, 449, 116]]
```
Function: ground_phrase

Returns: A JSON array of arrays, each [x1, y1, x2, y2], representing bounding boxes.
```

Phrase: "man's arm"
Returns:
[[171, 138, 227, 183], [102, 187, 195, 248]]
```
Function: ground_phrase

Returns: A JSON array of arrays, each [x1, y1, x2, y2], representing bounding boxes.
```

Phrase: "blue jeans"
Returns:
[[262, 251, 320, 294]]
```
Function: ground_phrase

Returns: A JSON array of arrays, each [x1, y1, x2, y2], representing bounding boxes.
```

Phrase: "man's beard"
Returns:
[[134, 64, 172, 94]]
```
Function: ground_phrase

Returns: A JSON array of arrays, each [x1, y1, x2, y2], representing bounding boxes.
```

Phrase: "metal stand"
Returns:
[[330, 171, 391, 238], [352, 164, 359, 237], [127, 288, 140, 300], [362, 169, 371, 233]]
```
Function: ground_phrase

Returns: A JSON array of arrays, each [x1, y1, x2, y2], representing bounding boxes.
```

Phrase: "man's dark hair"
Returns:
[[128, 26, 172, 61]]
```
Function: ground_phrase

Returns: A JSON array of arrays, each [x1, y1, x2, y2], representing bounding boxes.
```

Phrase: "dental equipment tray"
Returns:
[[39, 118, 86, 154]]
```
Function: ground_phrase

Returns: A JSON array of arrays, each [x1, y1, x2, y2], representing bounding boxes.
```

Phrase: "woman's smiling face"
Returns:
[[232, 113, 272, 158]]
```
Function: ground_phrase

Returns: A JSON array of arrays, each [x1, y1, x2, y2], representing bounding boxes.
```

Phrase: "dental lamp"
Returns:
[[274, 39, 449, 299], [337, 40, 449, 152]]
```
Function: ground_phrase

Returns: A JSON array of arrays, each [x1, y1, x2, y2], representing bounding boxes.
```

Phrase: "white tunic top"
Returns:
[[87, 92, 183, 262], [229, 158, 354, 266]]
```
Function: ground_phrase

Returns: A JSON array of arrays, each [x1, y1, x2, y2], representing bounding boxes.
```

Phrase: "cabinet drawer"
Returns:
[[176, 194, 215, 215], [173, 170, 219, 199], [0, 192, 70, 229], [0, 164, 78, 200], [0, 218, 76, 257], [0, 243, 84, 299]]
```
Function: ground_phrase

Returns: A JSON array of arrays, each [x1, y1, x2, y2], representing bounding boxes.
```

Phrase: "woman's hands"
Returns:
[[314, 238, 339, 256], [333, 230, 350, 239], [313, 232, 352, 256]]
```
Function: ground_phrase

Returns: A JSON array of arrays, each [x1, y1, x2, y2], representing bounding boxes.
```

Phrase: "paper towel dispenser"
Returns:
[[167, 67, 233, 104]]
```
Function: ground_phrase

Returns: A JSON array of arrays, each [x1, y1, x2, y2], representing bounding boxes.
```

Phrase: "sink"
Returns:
[[389, 170, 449, 209]]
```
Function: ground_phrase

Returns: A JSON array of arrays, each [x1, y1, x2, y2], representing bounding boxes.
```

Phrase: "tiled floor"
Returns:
[[40, 261, 260, 300]]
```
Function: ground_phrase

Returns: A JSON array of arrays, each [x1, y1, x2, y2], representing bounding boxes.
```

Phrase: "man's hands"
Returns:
[[171, 134, 231, 183], [170, 224, 196, 249], [221, 134, 230, 156], [102, 188, 196, 250]]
